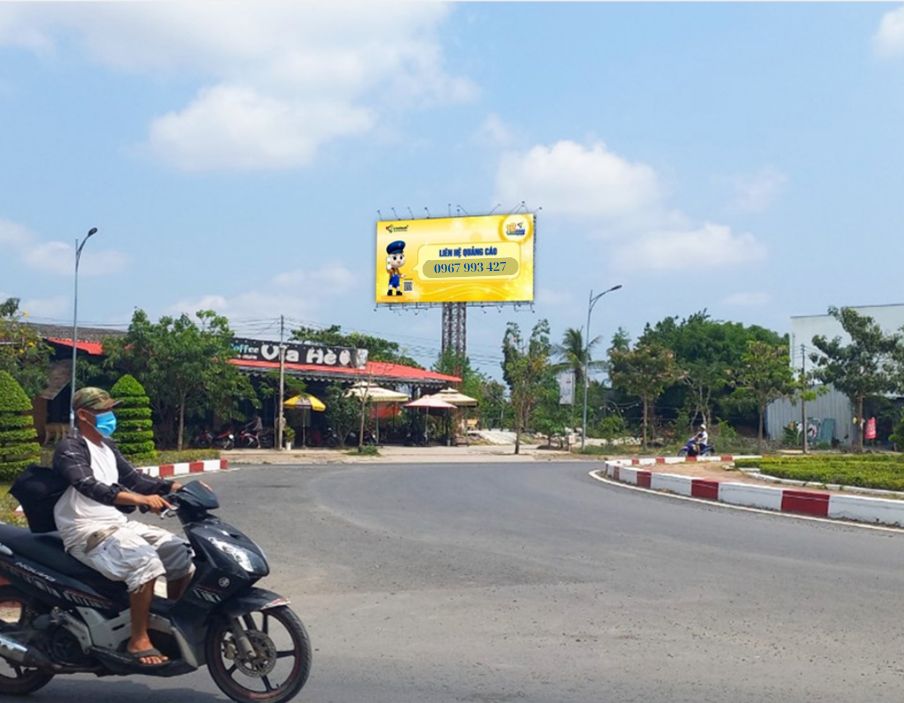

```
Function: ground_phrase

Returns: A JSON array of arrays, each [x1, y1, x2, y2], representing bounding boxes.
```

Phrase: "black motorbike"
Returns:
[[0, 482, 311, 703]]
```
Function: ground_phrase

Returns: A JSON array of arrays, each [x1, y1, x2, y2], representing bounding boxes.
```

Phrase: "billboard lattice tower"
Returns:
[[441, 303, 467, 359]]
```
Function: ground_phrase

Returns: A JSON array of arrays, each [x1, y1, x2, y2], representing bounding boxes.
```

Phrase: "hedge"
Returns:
[[735, 455, 904, 492], [0, 371, 40, 480], [110, 374, 156, 465]]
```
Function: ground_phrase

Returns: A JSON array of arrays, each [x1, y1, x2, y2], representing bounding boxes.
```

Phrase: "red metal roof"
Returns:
[[229, 358, 460, 385], [46, 337, 105, 356], [43, 335, 458, 385]]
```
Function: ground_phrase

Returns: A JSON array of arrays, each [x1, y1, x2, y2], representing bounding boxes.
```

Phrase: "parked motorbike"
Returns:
[[678, 438, 715, 457], [190, 429, 214, 449], [236, 427, 260, 450], [344, 430, 376, 447], [213, 428, 235, 451], [0, 482, 311, 703], [258, 428, 275, 449]]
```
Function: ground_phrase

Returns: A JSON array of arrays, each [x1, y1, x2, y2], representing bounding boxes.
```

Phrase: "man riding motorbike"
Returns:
[[52, 387, 189, 667], [691, 423, 709, 455]]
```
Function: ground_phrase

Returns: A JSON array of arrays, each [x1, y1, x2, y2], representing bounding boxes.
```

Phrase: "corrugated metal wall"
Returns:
[[765, 387, 854, 445]]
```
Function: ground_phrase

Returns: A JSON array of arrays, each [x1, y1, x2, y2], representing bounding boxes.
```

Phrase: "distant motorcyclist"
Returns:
[[691, 423, 708, 455], [244, 414, 263, 439]]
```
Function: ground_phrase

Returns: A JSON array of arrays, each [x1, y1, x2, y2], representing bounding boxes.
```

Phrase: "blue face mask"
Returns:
[[95, 411, 117, 438]]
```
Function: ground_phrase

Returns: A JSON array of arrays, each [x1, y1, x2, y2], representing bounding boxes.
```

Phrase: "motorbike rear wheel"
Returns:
[[0, 586, 54, 696], [206, 605, 311, 703]]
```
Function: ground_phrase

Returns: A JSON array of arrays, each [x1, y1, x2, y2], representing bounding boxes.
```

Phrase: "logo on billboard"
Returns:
[[505, 221, 527, 238], [385, 224, 409, 233]]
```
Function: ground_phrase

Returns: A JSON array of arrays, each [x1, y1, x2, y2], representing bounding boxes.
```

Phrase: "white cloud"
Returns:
[[731, 167, 788, 212], [0, 218, 127, 276], [20, 295, 68, 318], [476, 113, 515, 147], [148, 84, 373, 171], [168, 262, 359, 321], [612, 223, 767, 271], [0, 3, 474, 171], [0, 219, 32, 248], [495, 140, 660, 218], [874, 6, 904, 59], [721, 291, 772, 307], [494, 139, 769, 271]]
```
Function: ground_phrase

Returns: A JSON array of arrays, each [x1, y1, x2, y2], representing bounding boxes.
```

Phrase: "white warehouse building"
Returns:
[[766, 304, 904, 446]]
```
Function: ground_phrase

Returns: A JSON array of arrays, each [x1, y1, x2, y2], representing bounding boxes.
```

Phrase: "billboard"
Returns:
[[375, 214, 535, 304]]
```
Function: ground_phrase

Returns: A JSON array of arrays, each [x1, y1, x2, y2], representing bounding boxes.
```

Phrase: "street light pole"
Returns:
[[581, 284, 623, 451], [69, 227, 98, 431]]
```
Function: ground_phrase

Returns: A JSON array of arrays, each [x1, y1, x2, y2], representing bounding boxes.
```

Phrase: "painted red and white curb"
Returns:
[[137, 458, 229, 478], [595, 458, 904, 528]]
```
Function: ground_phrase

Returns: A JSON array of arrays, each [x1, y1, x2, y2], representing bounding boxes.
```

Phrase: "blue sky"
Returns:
[[2, 2, 904, 377]]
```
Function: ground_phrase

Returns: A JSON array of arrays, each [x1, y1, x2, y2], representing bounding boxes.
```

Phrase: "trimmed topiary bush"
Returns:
[[0, 370, 40, 480], [110, 374, 157, 465]]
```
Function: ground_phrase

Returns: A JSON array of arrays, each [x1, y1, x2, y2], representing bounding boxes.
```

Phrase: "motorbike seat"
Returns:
[[0, 524, 126, 596]]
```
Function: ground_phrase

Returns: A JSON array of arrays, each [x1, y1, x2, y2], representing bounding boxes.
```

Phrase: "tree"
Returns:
[[552, 327, 604, 429], [734, 341, 797, 450], [478, 380, 507, 429], [110, 374, 157, 465], [810, 307, 898, 452], [104, 309, 256, 450], [0, 371, 41, 480], [0, 297, 51, 398], [639, 311, 784, 430], [323, 383, 359, 448], [609, 342, 679, 449], [292, 325, 422, 368], [532, 379, 569, 448], [502, 319, 552, 454]]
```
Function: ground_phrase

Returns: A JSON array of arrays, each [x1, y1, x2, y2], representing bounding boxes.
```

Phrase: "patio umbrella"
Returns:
[[345, 382, 410, 443], [284, 392, 325, 448], [345, 382, 409, 402], [425, 388, 478, 445], [432, 387, 478, 407], [404, 396, 457, 444], [284, 392, 326, 411]]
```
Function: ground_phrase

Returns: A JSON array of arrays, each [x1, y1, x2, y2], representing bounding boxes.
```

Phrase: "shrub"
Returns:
[[0, 371, 40, 480], [890, 415, 904, 450], [111, 374, 157, 465], [735, 455, 904, 491], [595, 414, 626, 440]]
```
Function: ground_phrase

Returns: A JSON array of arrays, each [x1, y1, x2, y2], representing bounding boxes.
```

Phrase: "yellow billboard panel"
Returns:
[[375, 214, 535, 304]]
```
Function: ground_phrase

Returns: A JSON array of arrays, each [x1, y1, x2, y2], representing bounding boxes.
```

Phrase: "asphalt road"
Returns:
[[48, 461, 904, 703]]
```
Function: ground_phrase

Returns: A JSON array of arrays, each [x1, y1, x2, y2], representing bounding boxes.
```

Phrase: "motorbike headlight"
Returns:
[[209, 537, 267, 574]]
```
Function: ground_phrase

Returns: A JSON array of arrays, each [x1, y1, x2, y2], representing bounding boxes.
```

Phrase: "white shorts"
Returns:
[[69, 522, 194, 593]]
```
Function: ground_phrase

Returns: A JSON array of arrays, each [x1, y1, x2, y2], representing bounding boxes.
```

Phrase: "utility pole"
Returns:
[[277, 315, 286, 451], [801, 343, 808, 455]]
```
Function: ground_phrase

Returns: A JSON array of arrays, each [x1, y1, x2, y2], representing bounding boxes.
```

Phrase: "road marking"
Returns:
[[588, 470, 904, 535]]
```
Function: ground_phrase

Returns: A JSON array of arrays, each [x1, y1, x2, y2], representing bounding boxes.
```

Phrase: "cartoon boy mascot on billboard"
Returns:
[[386, 240, 406, 296]]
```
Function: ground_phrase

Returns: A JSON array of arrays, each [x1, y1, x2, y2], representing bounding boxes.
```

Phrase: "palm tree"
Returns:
[[552, 327, 604, 429]]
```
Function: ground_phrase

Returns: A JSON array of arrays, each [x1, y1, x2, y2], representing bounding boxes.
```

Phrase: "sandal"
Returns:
[[125, 646, 169, 667]]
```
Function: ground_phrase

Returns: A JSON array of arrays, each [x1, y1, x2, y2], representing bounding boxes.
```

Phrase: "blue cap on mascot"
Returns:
[[386, 240, 405, 255]]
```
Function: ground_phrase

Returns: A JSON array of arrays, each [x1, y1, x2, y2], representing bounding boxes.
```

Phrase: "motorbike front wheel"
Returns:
[[0, 586, 54, 696], [206, 606, 311, 703]]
